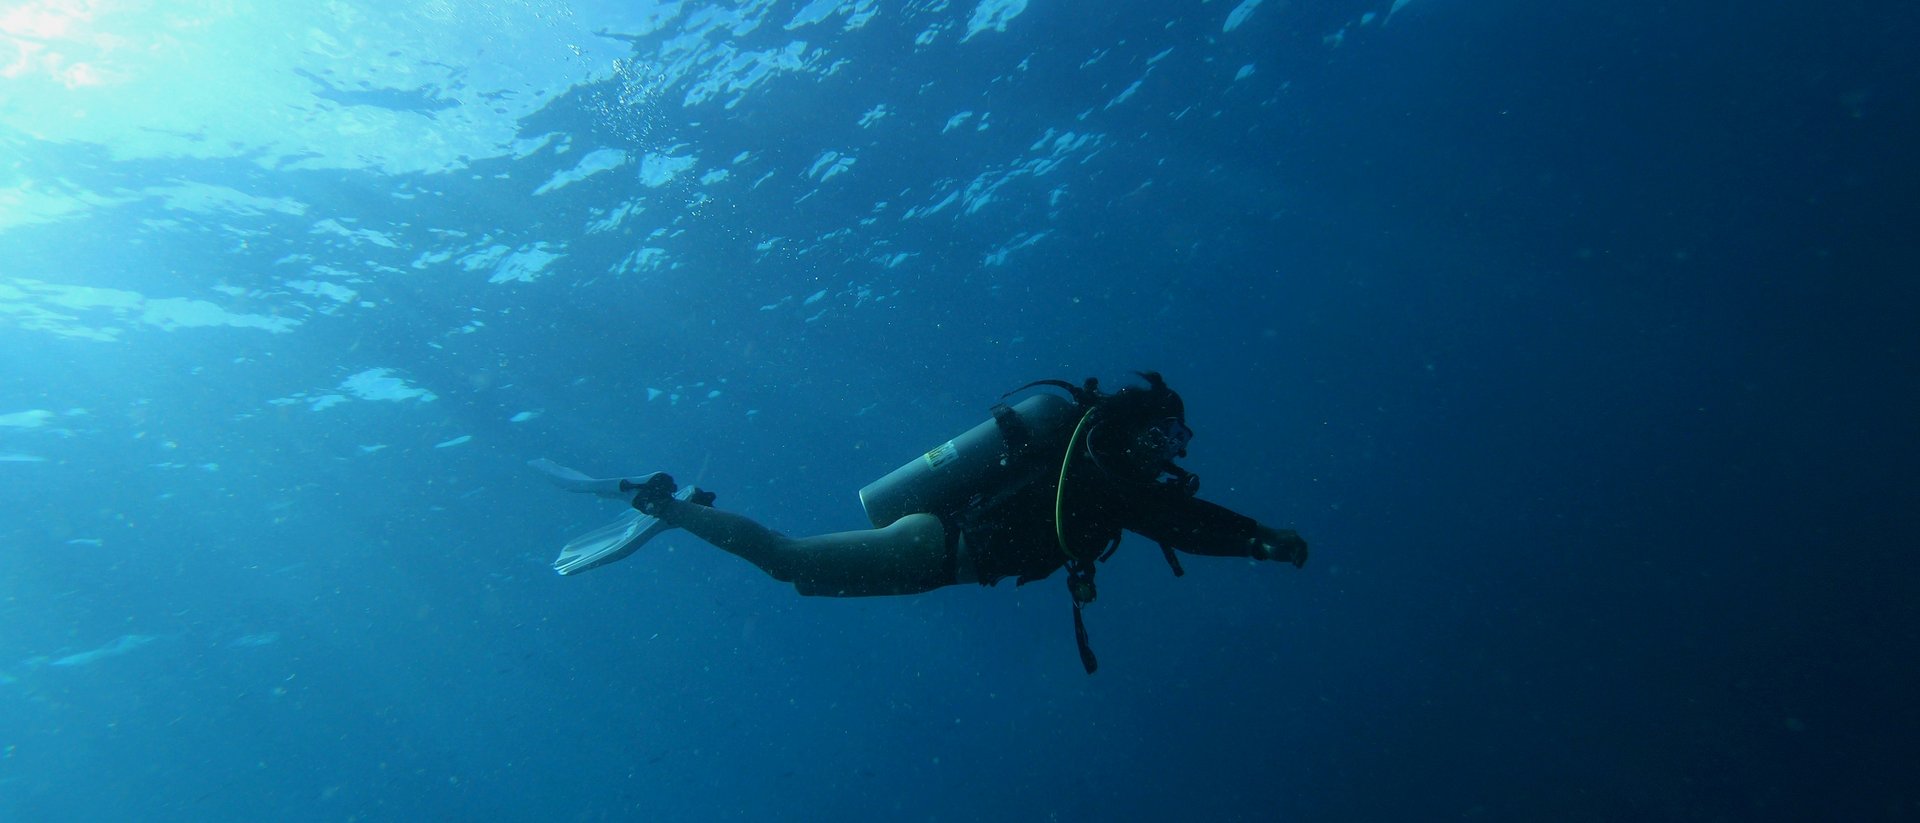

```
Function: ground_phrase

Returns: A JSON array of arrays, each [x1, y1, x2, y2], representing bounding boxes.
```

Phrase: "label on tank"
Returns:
[[923, 440, 959, 470]]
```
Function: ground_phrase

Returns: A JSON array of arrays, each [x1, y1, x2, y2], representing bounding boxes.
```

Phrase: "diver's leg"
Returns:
[[780, 514, 952, 596], [649, 498, 951, 596]]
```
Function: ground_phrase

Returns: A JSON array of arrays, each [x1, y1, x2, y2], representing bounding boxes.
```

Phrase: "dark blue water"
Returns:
[[2, 1, 1915, 820]]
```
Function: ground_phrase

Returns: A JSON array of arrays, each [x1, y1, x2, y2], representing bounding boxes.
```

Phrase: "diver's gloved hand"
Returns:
[[1254, 526, 1308, 568]]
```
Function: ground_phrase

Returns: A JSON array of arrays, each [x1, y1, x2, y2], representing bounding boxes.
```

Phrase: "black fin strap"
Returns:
[[1159, 542, 1186, 577]]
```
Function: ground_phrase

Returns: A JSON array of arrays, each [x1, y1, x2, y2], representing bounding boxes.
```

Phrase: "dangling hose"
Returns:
[[1055, 407, 1104, 673]]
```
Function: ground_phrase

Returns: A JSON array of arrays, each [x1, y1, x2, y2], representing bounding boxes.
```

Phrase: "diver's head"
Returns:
[[1086, 371, 1193, 488]]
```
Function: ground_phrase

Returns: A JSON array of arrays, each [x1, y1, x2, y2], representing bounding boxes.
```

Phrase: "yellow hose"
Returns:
[[1054, 408, 1097, 561]]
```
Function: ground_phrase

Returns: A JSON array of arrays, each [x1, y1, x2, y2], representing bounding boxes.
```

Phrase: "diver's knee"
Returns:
[[759, 535, 810, 584]]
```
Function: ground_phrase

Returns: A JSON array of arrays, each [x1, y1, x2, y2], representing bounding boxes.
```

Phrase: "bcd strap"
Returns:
[[989, 402, 1034, 461]]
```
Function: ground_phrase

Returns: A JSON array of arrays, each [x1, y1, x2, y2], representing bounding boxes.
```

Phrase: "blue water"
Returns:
[[3, 1, 1916, 820]]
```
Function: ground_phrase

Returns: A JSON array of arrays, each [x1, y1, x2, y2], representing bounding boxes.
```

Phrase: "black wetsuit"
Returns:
[[955, 462, 1265, 586]]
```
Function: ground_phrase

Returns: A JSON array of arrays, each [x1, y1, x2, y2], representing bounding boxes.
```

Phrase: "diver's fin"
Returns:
[[552, 485, 701, 575], [529, 458, 669, 502]]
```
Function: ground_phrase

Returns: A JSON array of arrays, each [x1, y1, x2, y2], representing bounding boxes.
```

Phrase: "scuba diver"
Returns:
[[532, 372, 1308, 672]]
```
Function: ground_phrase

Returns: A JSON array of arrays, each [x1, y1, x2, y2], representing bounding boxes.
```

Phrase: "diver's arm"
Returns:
[[1127, 492, 1308, 567]]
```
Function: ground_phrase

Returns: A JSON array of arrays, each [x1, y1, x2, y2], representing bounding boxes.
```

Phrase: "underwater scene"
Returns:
[[2, 0, 1916, 820]]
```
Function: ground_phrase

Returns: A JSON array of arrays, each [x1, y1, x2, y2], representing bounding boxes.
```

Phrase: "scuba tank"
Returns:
[[859, 392, 1077, 528]]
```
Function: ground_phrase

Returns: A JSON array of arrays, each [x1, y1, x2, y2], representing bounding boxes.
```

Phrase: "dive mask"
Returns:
[[1141, 417, 1193, 462]]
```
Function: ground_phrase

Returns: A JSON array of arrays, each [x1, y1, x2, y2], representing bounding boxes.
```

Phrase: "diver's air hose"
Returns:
[[1054, 408, 1098, 561]]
